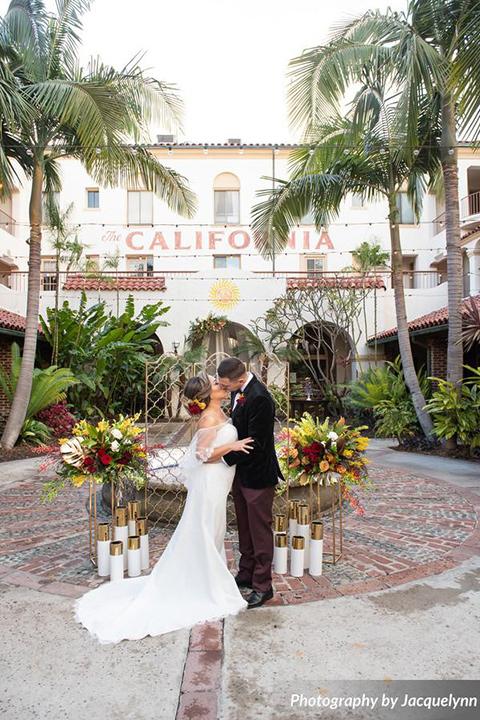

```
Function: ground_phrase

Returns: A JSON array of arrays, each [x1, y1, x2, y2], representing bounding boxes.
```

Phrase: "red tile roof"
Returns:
[[0, 308, 28, 333], [287, 276, 386, 291], [63, 276, 166, 292], [370, 295, 480, 343]]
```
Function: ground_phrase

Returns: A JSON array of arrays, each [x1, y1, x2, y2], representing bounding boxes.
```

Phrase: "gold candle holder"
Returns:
[[292, 535, 305, 550], [297, 503, 309, 525], [274, 514, 287, 532], [275, 533, 287, 548], [311, 521, 324, 540], [88, 476, 98, 567], [136, 517, 148, 536], [115, 506, 128, 527], [128, 535, 141, 550], [288, 500, 300, 519], [97, 523, 110, 541], [110, 540, 123, 556], [128, 501, 141, 522]]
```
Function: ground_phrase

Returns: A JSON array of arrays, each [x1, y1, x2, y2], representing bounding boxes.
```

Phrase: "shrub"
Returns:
[[37, 400, 77, 438], [425, 366, 480, 453]]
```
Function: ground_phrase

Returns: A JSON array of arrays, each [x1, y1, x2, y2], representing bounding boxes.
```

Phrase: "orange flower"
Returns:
[[319, 460, 330, 472], [337, 465, 347, 474], [289, 459, 301, 469], [289, 448, 299, 459], [326, 453, 334, 462]]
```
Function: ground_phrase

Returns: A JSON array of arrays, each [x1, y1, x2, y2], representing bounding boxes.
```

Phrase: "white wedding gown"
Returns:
[[73, 419, 248, 644]]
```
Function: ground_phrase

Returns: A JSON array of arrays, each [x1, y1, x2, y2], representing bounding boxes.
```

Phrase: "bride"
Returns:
[[74, 371, 253, 644]]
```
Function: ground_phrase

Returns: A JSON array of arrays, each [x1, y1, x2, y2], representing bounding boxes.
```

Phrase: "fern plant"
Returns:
[[0, 343, 78, 444]]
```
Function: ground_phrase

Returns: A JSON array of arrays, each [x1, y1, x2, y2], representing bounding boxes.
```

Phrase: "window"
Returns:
[[351, 193, 365, 208], [42, 192, 60, 220], [302, 255, 325, 276], [87, 189, 100, 209], [396, 193, 415, 224], [41, 257, 57, 291], [127, 255, 154, 275], [402, 256, 416, 288], [127, 191, 153, 225], [85, 255, 100, 271], [213, 173, 241, 224], [214, 191, 239, 224], [214, 255, 241, 269]]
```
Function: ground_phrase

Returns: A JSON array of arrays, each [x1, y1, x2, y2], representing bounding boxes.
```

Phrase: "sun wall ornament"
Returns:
[[209, 279, 240, 311]]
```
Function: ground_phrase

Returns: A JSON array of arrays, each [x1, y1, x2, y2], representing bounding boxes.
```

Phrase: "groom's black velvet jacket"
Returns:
[[223, 374, 284, 489]]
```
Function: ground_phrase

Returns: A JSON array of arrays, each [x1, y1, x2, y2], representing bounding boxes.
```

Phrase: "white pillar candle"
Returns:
[[128, 501, 141, 538], [297, 504, 310, 569], [109, 541, 124, 582], [127, 535, 141, 577], [114, 506, 129, 570], [290, 536, 305, 577], [309, 522, 324, 576], [273, 533, 288, 574], [96, 523, 110, 577], [137, 517, 149, 571]]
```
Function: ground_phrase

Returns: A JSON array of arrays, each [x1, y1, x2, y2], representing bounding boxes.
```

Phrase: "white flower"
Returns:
[[111, 429, 123, 440], [328, 431, 338, 441], [111, 440, 120, 452]]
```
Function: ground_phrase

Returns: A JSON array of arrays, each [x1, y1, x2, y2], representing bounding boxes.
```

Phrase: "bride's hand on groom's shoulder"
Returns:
[[232, 437, 254, 454]]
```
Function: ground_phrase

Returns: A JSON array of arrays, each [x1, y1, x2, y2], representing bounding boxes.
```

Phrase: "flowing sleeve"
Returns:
[[178, 426, 219, 478]]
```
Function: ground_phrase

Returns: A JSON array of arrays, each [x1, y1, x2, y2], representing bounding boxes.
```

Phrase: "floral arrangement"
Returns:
[[188, 312, 228, 345], [41, 414, 148, 502], [186, 398, 207, 416], [276, 413, 372, 514]]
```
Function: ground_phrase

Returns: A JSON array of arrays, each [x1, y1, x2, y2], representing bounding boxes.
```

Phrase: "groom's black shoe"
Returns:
[[235, 576, 253, 590], [246, 588, 274, 609]]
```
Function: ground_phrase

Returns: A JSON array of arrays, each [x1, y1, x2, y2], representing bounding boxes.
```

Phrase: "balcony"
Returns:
[[461, 190, 480, 230]]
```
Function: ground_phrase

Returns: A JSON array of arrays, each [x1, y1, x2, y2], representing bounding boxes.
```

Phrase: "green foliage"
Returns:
[[352, 240, 390, 271], [347, 356, 431, 442], [0, 342, 77, 445], [425, 367, 480, 452], [0, 342, 78, 417], [20, 418, 51, 446], [40, 294, 169, 418]]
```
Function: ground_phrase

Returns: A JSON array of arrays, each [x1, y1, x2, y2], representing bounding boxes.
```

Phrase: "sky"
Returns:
[[1, 0, 405, 143]]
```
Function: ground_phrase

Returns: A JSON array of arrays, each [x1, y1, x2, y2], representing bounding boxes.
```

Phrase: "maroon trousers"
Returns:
[[232, 475, 275, 593]]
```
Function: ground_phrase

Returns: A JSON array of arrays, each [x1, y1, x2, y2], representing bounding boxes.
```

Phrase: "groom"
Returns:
[[217, 357, 283, 609]]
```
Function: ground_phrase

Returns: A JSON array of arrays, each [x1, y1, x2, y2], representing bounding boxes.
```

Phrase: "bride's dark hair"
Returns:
[[181, 371, 212, 414]]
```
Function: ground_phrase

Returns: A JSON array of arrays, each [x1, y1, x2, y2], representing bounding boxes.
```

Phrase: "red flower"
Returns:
[[99, 453, 113, 466], [187, 403, 202, 415], [97, 448, 106, 457], [118, 451, 133, 465], [236, 393, 246, 405], [83, 457, 95, 471], [310, 442, 323, 453]]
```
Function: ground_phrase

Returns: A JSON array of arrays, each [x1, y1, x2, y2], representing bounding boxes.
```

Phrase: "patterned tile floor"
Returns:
[[1, 465, 479, 603]]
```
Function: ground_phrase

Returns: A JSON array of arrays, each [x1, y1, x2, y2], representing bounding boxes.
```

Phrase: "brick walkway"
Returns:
[[2, 462, 479, 720]]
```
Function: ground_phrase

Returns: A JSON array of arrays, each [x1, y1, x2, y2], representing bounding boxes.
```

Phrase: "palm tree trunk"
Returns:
[[53, 249, 60, 366], [441, 95, 463, 388], [1, 162, 44, 449], [389, 201, 434, 441]]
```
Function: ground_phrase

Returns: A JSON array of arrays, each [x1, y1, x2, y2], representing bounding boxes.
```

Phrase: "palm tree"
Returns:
[[0, 1, 197, 449], [287, 0, 480, 399], [252, 80, 440, 439]]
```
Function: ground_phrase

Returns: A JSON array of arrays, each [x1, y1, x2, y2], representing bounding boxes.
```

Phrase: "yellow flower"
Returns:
[[361, 458, 371, 465], [59, 438, 68, 445], [71, 474, 87, 487], [343, 449, 353, 457], [97, 420, 109, 432]]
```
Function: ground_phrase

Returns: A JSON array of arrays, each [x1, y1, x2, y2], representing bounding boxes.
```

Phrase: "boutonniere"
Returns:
[[236, 393, 246, 406]]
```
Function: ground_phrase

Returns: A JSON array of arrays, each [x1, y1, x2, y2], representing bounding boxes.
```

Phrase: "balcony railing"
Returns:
[[461, 190, 480, 220], [0, 269, 447, 294]]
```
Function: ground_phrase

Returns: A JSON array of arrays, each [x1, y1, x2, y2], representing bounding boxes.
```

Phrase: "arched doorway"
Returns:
[[290, 322, 353, 416]]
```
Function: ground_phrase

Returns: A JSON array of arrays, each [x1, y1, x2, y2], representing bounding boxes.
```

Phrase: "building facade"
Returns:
[[0, 141, 479, 389]]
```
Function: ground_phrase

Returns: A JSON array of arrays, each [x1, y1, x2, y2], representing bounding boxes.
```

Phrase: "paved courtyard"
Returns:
[[1, 442, 479, 719]]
